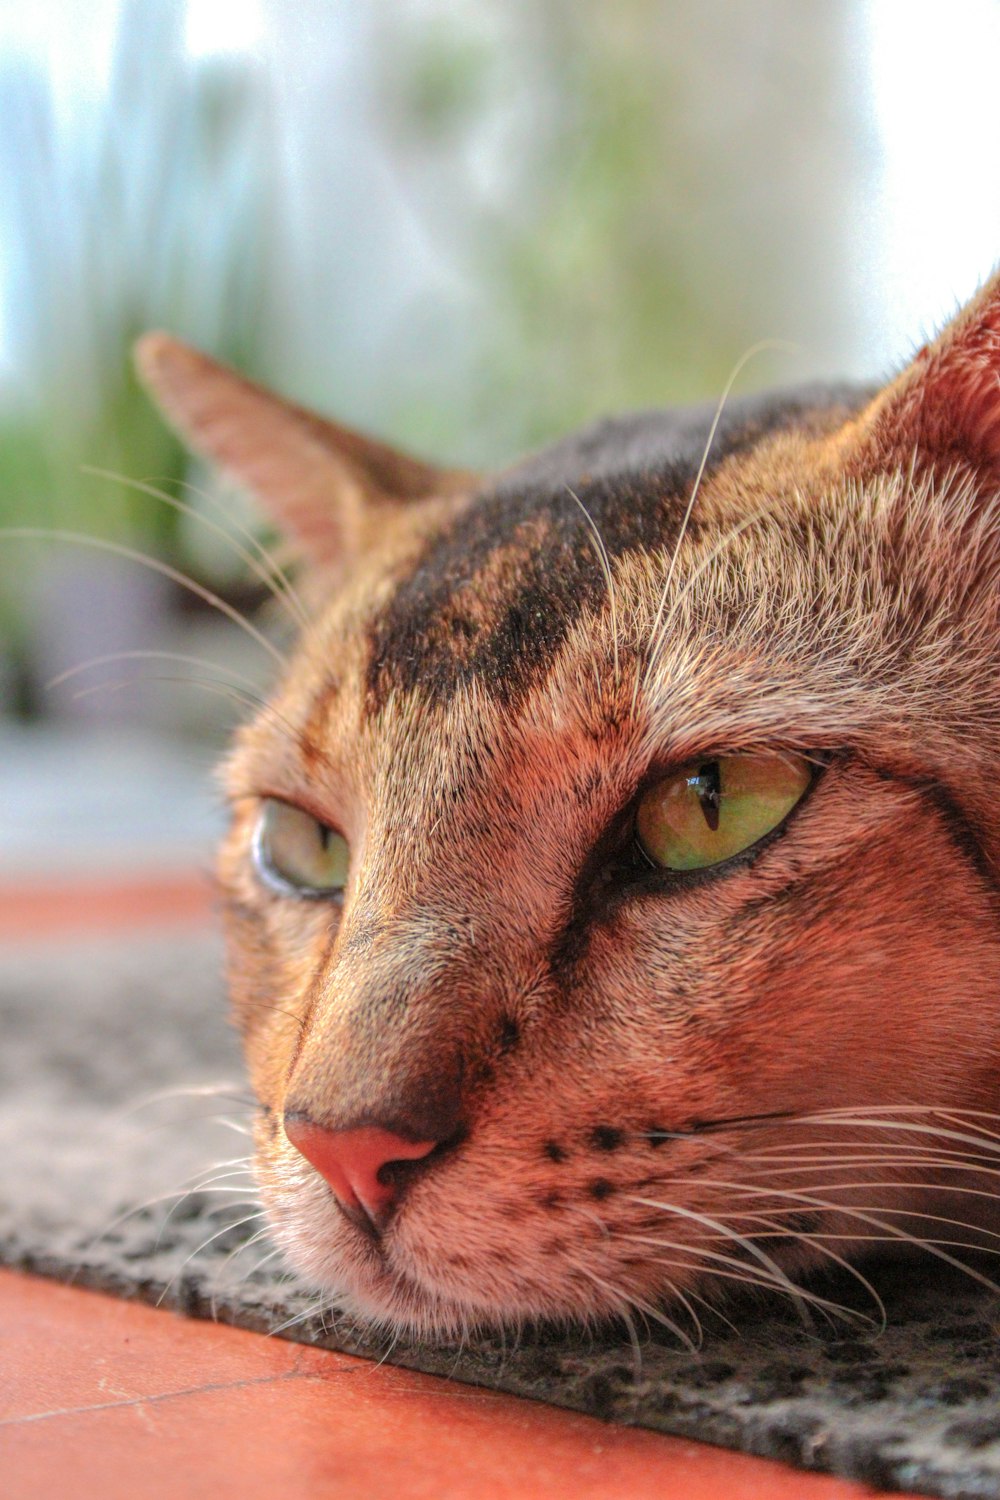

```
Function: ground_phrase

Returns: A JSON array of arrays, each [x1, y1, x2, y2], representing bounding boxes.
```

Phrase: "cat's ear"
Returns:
[[134, 334, 477, 567], [851, 269, 1000, 490]]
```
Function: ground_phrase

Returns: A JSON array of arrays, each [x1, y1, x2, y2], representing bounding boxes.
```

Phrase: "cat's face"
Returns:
[[139, 276, 1000, 1336]]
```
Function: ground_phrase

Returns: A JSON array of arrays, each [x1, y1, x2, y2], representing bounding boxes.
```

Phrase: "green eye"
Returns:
[[635, 753, 813, 872], [254, 798, 350, 897]]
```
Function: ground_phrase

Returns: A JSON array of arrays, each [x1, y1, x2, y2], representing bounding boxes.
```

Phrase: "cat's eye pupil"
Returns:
[[692, 762, 721, 832], [254, 797, 350, 898], [635, 751, 813, 874]]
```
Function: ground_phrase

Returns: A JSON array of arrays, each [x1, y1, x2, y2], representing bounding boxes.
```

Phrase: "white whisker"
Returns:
[[267, 1295, 333, 1339], [632, 339, 793, 717], [742, 1151, 1000, 1179], [790, 1110, 1000, 1157], [568, 1261, 657, 1365], [82, 465, 310, 629], [70, 672, 266, 716], [627, 1194, 822, 1328], [175, 473, 307, 623], [617, 1225, 874, 1326], [156, 1210, 268, 1307], [110, 1082, 254, 1115], [47, 649, 265, 696], [688, 1178, 1000, 1296], [564, 484, 621, 692], [241, 1245, 286, 1282], [0, 527, 285, 665]]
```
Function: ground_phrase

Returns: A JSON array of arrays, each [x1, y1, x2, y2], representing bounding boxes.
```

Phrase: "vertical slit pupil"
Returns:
[[694, 761, 721, 832]]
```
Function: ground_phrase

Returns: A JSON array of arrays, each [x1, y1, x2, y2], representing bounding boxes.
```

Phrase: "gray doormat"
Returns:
[[3, 930, 1000, 1499]]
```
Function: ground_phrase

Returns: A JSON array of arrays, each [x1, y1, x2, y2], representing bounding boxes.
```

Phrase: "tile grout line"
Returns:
[[0, 1366, 319, 1428]]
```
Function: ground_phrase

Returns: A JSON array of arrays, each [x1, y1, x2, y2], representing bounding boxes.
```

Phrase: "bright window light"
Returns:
[[184, 0, 265, 58]]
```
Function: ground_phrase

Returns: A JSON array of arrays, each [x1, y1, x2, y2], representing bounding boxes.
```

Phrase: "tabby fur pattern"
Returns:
[[136, 272, 1000, 1338]]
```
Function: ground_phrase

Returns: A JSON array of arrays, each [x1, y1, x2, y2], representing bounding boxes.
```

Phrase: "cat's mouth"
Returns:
[[290, 1108, 798, 1252], [260, 1097, 1000, 1341], [263, 1107, 813, 1333]]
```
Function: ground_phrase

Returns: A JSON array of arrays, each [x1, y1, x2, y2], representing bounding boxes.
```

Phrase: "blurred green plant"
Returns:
[[375, 2, 734, 458], [0, 0, 858, 716], [0, 0, 279, 666], [374, 0, 853, 463]]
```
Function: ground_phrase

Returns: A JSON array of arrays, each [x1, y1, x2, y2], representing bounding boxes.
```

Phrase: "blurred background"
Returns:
[[2, 0, 1000, 883]]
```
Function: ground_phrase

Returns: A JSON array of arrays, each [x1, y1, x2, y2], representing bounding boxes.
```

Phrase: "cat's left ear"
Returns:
[[851, 269, 1000, 489], [134, 334, 477, 569]]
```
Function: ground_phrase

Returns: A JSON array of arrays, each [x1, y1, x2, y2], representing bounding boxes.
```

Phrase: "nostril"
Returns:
[[375, 1130, 460, 1192], [283, 1114, 440, 1232]]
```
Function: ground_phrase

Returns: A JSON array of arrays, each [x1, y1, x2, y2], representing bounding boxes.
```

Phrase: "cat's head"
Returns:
[[137, 275, 1000, 1337]]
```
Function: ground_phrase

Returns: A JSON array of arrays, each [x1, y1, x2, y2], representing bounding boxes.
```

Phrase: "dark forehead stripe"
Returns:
[[365, 474, 690, 713], [364, 382, 870, 712]]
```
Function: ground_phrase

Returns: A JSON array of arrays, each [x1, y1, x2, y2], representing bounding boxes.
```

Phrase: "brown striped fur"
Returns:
[[137, 273, 1000, 1337]]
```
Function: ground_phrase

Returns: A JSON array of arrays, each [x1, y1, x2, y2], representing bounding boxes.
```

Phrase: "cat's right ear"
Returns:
[[134, 334, 477, 569], [845, 269, 1000, 497]]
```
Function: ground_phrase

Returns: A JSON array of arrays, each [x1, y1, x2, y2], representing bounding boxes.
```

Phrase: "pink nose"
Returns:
[[284, 1117, 438, 1231]]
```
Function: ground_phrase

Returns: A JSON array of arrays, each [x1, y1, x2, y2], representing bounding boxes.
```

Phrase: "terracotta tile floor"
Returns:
[[1, 875, 920, 1499], [0, 870, 216, 940], [2, 1271, 919, 1500]]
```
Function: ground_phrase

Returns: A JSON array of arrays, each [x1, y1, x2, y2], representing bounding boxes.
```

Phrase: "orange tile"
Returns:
[[0, 871, 214, 938], [1, 1270, 916, 1500], [0, 1267, 319, 1422]]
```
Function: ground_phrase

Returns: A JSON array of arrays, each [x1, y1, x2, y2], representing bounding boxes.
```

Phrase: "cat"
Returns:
[[135, 272, 1000, 1340]]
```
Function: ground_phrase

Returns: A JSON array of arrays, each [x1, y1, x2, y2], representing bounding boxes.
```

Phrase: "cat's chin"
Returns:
[[265, 1191, 629, 1340], [272, 1233, 533, 1340]]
